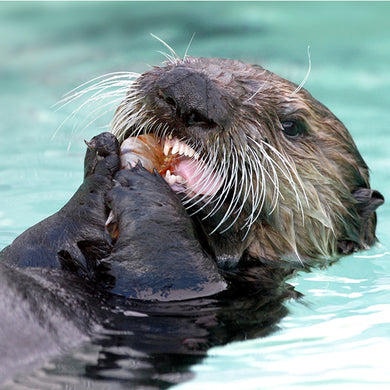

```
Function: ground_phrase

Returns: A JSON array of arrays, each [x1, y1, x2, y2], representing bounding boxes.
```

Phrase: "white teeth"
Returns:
[[171, 141, 179, 155], [163, 142, 171, 156], [164, 169, 185, 187], [162, 137, 199, 159], [186, 148, 195, 158]]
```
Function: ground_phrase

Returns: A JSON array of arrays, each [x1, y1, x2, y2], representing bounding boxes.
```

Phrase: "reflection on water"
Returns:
[[3, 264, 298, 389]]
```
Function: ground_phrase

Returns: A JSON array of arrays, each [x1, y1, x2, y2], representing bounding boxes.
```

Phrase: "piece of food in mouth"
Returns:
[[120, 134, 222, 197], [106, 133, 223, 240]]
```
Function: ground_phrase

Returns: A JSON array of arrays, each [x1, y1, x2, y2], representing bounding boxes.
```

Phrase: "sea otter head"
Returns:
[[108, 57, 384, 266]]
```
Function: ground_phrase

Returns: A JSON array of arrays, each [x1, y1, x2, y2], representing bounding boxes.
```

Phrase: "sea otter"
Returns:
[[0, 56, 384, 386], [109, 56, 384, 267], [1, 57, 384, 294]]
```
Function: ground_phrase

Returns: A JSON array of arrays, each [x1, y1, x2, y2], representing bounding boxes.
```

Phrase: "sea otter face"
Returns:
[[108, 57, 383, 266]]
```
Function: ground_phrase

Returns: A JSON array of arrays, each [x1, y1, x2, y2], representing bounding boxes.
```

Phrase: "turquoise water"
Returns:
[[0, 2, 389, 389]]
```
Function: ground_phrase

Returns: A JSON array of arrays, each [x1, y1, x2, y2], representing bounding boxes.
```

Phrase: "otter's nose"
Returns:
[[156, 67, 231, 130]]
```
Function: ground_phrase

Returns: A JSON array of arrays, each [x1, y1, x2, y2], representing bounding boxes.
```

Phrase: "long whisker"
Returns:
[[292, 45, 311, 95], [151, 33, 181, 64], [53, 72, 138, 138], [184, 33, 196, 60]]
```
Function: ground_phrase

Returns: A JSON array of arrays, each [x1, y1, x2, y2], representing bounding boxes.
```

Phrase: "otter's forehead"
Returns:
[[139, 56, 299, 100], [136, 57, 322, 123], [177, 57, 263, 81]]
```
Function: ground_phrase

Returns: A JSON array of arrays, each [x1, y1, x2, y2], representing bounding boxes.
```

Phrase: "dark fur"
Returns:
[[0, 132, 297, 385]]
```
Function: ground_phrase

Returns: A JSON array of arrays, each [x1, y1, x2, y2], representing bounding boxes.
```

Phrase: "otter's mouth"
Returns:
[[120, 134, 223, 198]]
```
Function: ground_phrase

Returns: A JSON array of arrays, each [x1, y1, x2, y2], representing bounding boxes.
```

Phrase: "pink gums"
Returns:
[[174, 159, 223, 197]]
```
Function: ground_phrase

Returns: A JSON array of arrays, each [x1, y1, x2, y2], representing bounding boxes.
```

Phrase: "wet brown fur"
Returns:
[[111, 57, 384, 265]]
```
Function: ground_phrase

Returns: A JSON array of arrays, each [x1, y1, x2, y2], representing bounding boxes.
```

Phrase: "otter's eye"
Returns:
[[281, 120, 305, 138]]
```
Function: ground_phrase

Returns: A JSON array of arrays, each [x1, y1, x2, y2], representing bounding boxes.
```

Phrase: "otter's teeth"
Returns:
[[171, 141, 180, 155], [163, 142, 171, 156], [162, 138, 199, 159], [165, 169, 185, 187], [184, 146, 195, 157]]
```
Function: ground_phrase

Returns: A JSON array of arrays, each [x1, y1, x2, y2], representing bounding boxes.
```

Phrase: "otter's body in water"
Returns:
[[0, 56, 384, 385]]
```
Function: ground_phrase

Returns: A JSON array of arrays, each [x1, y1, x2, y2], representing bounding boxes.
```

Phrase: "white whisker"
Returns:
[[151, 33, 181, 64], [246, 70, 270, 102], [184, 33, 196, 60], [292, 45, 311, 95], [53, 72, 138, 139]]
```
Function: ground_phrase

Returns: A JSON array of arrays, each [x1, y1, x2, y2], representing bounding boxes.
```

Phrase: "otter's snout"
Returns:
[[155, 66, 231, 131]]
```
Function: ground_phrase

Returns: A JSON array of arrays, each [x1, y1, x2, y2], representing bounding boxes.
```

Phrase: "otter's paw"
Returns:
[[0, 133, 121, 271], [84, 132, 121, 179], [104, 166, 188, 244], [102, 166, 227, 301]]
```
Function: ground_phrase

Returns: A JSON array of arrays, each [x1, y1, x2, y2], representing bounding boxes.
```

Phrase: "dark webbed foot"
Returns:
[[101, 166, 227, 301], [0, 132, 120, 272]]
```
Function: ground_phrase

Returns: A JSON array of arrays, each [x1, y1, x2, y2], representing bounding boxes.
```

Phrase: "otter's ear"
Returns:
[[355, 188, 384, 248], [338, 188, 384, 255], [352, 188, 385, 249], [353, 188, 384, 219]]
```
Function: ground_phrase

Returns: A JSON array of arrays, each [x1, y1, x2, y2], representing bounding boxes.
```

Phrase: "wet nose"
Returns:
[[156, 67, 231, 130]]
